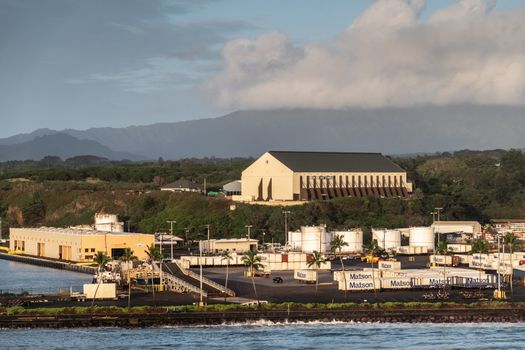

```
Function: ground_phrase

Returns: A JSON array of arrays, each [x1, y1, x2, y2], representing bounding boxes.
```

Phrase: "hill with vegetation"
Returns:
[[1, 149, 524, 242]]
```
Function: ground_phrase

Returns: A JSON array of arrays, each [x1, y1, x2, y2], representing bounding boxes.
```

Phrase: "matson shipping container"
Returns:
[[338, 279, 378, 291], [294, 269, 317, 283], [378, 260, 401, 270], [396, 246, 429, 255], [429, 255, 460, 266], [447, 244, 472, 253], [380, 277, 413, 289]]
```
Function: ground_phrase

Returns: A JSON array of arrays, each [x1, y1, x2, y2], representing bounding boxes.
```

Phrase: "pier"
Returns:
[[0, 253, 96, 275]]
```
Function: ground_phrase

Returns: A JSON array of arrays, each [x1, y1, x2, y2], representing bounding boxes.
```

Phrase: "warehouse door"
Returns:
[[111, 248, 126, 259]]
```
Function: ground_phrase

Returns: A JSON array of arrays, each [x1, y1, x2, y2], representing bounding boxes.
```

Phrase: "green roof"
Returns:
[[268, 151, 405, 173]]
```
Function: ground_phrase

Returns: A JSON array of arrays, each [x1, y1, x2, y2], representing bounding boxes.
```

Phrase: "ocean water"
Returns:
[[1, 322, 524, 349], [0, 259, 92, 294]]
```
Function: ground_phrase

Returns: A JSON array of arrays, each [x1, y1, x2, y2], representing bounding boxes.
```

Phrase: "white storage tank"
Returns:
[[332, 230, 363, 253], [300, 226, 328, 253], [372, 229, 401, 250], [288, 230, 302, 251], [409, 227, 434, 251]]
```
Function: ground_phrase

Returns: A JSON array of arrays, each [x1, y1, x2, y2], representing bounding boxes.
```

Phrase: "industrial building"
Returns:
[[240, 151, 412, 202], [491, 219, 525, 239], [431, 221, 481, 236], [288, 226, 363, 253], [9, 227, 154, 262], [222, 180, 242, 196], [198, 238, 258, 253]]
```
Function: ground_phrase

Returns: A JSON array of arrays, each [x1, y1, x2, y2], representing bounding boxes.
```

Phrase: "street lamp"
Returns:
[[283, 210, 291, 245], [435, 207, 443, 222], [262, 231, 266, 248], [245, 225, 252, 239], [167, 220, 176, 261]]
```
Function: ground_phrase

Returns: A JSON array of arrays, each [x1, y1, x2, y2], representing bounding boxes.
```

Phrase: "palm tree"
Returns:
[[363, 239, 380, 296], [504, 232, 518, 297], [241, 250, 263, 302], [330, 234, 349, 297], [145, 243, 162, 306], [306, 251, 326, 295], [435, 240, 450, 255], [221, 250, 233, 301], [91, 251, 110, 307], [471, 238, 490, 292], [119, 248, 137, 308]]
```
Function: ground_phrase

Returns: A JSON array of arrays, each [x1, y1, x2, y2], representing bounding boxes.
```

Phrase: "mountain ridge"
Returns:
[[1, 105, 524, 160]]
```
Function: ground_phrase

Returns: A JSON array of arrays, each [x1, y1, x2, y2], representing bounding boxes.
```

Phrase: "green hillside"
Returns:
[[1, 150, 524, 242]]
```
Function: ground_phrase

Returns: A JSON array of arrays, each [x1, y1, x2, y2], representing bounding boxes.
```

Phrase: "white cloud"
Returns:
[[207, 0, 525, 110]]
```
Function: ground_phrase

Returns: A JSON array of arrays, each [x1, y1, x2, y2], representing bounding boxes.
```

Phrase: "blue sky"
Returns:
[[1, 0, 525, 137]]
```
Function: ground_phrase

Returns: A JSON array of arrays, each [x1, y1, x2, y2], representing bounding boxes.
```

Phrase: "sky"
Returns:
[[1, 0, 525, 138]]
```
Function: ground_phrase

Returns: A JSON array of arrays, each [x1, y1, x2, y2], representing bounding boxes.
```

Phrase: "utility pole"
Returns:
[[283, 210, 291, 245], [167, 220, 176, 261], [245, 225, 252, 239]]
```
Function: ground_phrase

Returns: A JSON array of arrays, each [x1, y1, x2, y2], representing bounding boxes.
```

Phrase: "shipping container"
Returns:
[[380, 277, 413, 289], [83, 283, 116, 299], [378, 260, 401, 270], [294, 269, 317, 283]]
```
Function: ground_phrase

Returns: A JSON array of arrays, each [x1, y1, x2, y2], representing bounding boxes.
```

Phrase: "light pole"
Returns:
[[199, 239, 203, 306], [283, 210, 291, 245], [245, 225, 252, 239], [262, 231, 266, 249], [167, 220, 176, 261], [434, 207, 443, 245], [497, 234, 501, 298]]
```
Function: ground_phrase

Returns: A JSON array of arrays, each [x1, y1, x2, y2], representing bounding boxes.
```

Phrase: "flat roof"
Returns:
[[201, 239, 258, 243], [431, 221, 480, 225], [12, 227, 152, 236]]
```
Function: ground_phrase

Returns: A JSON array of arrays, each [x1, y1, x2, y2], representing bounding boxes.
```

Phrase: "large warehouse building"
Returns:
[[240, 151, 412, 202], [10, 227, 154, 262]]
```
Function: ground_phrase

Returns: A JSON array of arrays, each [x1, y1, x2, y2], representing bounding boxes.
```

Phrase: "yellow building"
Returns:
[[240, 151, 412, 202], [9, 227, 154, 262]]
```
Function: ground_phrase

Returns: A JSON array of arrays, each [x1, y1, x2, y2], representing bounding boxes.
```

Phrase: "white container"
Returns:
[[380, 277, 412, 289], [409, 227, 435, 251], [333, 230, 363, 253], [429, 255, 452, 265], [294, 269, 317, 282], [372, 229, 401, 250], [300, 226, 327, 253], [378, 260, 401, 270], [83, 283, 116, 299], [339, 278, 378, 291], [448, 244, 472, 253]]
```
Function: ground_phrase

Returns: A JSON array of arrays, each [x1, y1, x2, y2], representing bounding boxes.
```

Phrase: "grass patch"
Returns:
[[1, 301, 524, 316]]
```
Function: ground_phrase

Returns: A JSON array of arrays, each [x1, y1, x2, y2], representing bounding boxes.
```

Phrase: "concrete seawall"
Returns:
[[0, 253, 96, 275], [1, 307, 524, 328]]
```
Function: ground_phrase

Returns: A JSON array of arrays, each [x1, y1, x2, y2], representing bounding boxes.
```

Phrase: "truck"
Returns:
[[361, 255, 380, 263]]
